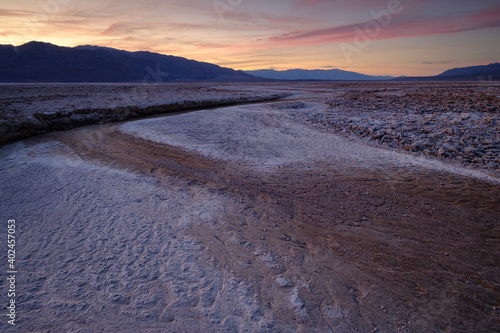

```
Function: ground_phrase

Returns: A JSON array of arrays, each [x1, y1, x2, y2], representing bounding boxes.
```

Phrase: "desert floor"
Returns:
[[1, 82, 499, 332]]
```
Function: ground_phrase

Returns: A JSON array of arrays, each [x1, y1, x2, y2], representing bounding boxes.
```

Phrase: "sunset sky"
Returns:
[[1, 0, 499, 76]]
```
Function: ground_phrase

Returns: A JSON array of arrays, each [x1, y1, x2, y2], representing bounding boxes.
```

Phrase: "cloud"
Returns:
[[1, 0, 499, 75], [294, 0, 330, 6], [422, 61, 453, 65], [101, 22, 154, 36], [293, 0, 402, 10], [0, 10, 39, 17], [266, 4, 500, 47]]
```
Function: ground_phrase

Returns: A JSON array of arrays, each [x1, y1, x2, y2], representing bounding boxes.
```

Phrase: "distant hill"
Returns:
[[245, 68, 394, 81], [437, 63, 500, 79], [0, 41, 257, 83], [393, 63, 500, 81]]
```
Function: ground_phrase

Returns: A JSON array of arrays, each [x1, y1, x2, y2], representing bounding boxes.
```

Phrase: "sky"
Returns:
[[0, 0, 499, 76]]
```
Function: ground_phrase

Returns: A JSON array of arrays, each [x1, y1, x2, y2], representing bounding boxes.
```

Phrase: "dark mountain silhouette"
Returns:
[[1, 42, 497, 83], [438, 63, 500, 79], [245, 68, 393, 81], [0, 41, 257, 82], [393, 63, 500, 81]]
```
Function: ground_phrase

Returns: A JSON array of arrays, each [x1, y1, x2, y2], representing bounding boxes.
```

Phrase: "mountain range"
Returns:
[[394, 63, 500, 81], [0, 41, 498, 82], [0, 41, 255, 82], [244, 69, 393, 81]]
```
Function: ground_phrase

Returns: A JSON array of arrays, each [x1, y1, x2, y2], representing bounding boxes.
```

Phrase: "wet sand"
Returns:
[[1, 83, 499, 332]]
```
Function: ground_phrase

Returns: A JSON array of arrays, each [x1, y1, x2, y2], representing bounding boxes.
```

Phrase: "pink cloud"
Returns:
[[267, 4, 500, 47], [293, 0, 402, 10], [294, 0, 331, 6]]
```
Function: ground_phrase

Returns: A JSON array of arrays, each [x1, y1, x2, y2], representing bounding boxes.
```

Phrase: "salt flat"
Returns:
[[1, 82, 499, 332]]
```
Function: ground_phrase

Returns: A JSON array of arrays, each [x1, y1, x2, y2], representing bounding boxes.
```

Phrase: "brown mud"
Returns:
[[52, 121, 500, 332]]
